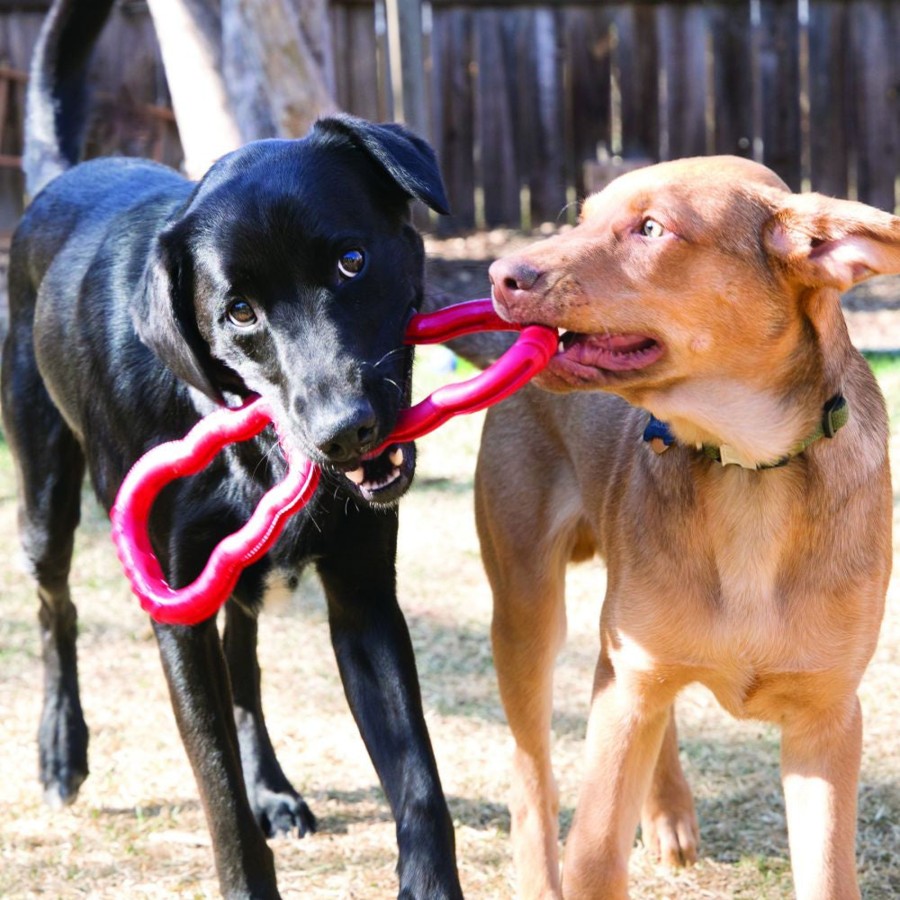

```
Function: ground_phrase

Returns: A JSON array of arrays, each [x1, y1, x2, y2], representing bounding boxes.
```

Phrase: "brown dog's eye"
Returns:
[[639, 218, 666, 238], [226, 299, 257, 327], [338, 249, 365, 279]]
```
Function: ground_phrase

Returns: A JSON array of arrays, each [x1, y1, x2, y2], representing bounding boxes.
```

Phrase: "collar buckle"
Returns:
[[642, 416, 675, 455], [822, 394, 848, 439]]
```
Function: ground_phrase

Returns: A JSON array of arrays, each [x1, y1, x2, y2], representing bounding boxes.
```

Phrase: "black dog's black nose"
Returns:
[[312, 401, 378, 463]]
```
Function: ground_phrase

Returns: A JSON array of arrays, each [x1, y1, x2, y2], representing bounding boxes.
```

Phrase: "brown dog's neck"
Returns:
[[801, 285, 860, 397], [643, 289, 862, 470], [643, 394, 849, 470], [643, 376, 831, 469]]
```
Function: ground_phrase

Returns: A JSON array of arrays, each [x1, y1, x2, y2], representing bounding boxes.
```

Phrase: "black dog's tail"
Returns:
[[23, 0, 116, 198]]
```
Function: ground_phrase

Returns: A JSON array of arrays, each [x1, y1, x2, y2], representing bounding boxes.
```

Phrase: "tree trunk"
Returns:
[[146, 0, 338, 179], [222, 0, 338, 143], [145, 0, 241, 178]]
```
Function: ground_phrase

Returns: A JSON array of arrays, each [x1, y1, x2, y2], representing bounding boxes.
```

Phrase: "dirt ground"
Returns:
[[0, 231, 897, 898]]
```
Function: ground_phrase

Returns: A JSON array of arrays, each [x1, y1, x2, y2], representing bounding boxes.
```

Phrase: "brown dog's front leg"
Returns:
[[639, 709, 699, 866], [154, 618, 279, 900], [490, 575, 566, 900], [562, 653, 674, 900], [781, 696, 863, 900]]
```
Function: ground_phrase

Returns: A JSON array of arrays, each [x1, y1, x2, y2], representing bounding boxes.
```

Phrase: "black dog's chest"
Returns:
[[154, 437, 360, 609]]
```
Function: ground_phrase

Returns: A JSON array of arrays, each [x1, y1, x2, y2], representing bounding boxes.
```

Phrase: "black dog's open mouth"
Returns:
[[337, 440, 416, 506]]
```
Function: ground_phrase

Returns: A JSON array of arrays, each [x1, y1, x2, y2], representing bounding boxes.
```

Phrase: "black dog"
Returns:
[[2, 1, 462, 897]]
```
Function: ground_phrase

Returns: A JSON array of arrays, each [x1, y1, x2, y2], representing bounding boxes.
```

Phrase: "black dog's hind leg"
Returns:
[[154, 617, 280, 899], [223, 601, 317, 837], [317, 508, 464, 900], [1, 324, 88, 806]]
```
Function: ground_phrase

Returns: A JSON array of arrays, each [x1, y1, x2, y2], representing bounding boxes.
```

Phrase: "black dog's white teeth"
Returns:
[[345, 466, 366, 485], [368, 468, 403, 491], [343, 445, 405, 494], [344, 466, 403, 492]]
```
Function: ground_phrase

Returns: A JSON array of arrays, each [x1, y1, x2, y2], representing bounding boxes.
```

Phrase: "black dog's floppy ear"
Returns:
[[135, 225, 227, 404], [314, 114, 450, 215]]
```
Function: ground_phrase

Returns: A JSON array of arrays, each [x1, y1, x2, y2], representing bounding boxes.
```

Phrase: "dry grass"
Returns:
[[0, 346, 898, 899]]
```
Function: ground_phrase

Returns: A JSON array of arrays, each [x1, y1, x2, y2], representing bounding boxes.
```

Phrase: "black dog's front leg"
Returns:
[[223, 601, 317, 838], [317, 509, 463, 900], [154, 618, 280, 900]]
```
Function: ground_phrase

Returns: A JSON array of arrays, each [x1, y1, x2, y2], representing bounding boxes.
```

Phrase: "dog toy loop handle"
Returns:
[[405, 297, 517, 344], [110, 398, 320, 626], [385, 323, 557, 447]]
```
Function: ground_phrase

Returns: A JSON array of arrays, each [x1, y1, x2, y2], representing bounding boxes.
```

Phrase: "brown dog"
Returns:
[[476, 157, 893, 899]]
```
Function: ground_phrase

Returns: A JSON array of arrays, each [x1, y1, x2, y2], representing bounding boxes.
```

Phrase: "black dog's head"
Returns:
[[137, 115, 449, 506]]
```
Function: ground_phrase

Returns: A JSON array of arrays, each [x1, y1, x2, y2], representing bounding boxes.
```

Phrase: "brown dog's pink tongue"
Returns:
[[563, 333, 663, 372]]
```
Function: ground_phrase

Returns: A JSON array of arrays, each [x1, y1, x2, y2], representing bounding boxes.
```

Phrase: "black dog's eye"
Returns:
[[226, 298, 257, 327], [338, 249, 365, 279]]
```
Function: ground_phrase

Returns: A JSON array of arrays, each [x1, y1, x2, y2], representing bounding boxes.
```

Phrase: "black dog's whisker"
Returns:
[[373, 347, 407, 370], [383, 377, 403, 397]]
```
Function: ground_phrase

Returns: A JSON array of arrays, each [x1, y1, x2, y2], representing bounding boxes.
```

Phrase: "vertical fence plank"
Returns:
[[807, 1, 849, 198], [431, 6, 476, 229], [330, 5, 352, 111], [612, 4, 660, 159], [848, 0, 900, 211], [474, 9, 521, 227], [757, 0, 802, 190], [330, 2, 383, 121], [514, 9, 567, 225], [505, 11, 536, 225], [353, 3, 384, 121], [657, 3, 709, 159], [563, 6, 613, 198], [709, 2, 754, 157]]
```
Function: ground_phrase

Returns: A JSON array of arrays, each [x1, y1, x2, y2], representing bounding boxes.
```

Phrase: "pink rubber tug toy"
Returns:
[[111, 298, 557, 625]]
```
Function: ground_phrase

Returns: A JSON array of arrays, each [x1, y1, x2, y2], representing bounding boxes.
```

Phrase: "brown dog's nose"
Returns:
[[489, 258, 542, 294]]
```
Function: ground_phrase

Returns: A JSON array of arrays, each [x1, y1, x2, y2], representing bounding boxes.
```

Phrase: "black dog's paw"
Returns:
[[41, 766, 88, 809], [398, 866, 465, 900], [253, 788, 317, 839], [39, 707, 89, 808], [399, 886, 464, 900]]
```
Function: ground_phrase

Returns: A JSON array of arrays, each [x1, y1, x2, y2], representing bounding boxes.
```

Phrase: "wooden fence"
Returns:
[[332, 0, 900, 231], [1, 0, 899, 234]]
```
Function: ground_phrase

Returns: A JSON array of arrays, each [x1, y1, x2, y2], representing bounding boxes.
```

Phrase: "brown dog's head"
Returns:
[[489, 156, 900, 459]]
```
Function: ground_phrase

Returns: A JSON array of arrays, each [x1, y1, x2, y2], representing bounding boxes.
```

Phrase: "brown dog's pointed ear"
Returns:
[[134, 224, 226, 404], [764, 193, 900, 291]]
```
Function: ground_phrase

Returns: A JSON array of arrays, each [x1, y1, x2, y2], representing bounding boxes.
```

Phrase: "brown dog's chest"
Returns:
[[604, 461, 885, 721]]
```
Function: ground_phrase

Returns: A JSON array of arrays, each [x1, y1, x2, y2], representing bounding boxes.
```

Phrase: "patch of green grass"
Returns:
[[866, 352, 900, 426], [864, 350, 900, 378]]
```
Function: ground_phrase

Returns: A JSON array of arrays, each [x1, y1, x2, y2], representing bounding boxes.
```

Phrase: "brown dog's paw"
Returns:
[[640, 806, 699, 867]]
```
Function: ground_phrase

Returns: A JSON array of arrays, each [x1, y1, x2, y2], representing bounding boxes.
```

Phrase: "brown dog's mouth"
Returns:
[[554, 331, 664, 378]]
